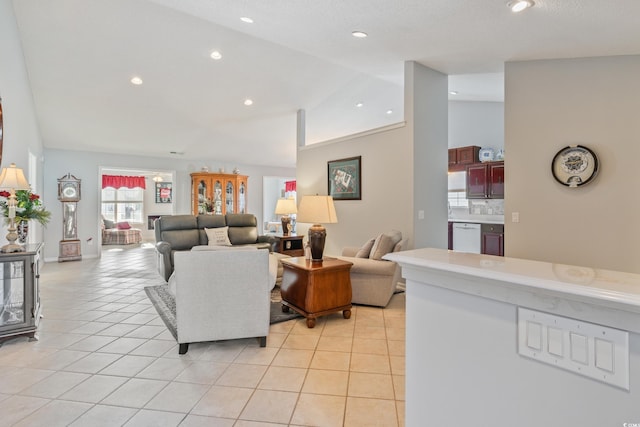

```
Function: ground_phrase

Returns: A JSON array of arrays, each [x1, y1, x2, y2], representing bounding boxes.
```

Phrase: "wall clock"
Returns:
[[551, 145, 598, 188]]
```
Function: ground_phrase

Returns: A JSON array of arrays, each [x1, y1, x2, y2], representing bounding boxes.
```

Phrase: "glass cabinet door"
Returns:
[[213, 181, 223, 215], [1, 260, 25, 327], [197, 179, 208, 214], [239, 182, 246, 214], [226, 181, 235, 214]]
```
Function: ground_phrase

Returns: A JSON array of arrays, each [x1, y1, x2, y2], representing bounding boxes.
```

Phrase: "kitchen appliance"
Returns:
[[452, 222, 481, 254]]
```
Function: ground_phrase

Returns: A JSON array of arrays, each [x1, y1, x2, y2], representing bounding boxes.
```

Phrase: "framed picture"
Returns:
[[328, 156, 361, 200], [155, 182, 172, 203]]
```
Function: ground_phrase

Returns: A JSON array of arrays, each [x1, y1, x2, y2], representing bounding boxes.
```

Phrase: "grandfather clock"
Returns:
[[58, 173, 82, 262]]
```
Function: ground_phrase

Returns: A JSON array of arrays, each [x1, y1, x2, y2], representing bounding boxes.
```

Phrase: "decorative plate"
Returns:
[[479, 147, 495, 162], [551, 145, 598, 187]]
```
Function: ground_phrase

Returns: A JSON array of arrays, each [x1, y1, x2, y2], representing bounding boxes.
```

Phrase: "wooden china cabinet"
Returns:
[[190, 172, 248, 215]]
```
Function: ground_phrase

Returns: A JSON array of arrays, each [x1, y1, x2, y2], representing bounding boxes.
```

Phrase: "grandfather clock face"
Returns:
[[58, 174, 81, 202]]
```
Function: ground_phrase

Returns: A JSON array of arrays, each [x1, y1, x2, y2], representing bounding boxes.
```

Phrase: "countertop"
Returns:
[[448, 217, 504, 225], [384, 248, 640, 312]]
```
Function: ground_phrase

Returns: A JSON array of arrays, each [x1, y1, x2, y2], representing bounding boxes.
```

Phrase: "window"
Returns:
[[101, 187, 144, 223], [448, 190, 468, 208]]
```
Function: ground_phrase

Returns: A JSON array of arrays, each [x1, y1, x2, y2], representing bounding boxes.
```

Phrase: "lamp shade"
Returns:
[[0, 163, 30, 191], [274, 197, 297, 215], [296, 195, 337, 224]]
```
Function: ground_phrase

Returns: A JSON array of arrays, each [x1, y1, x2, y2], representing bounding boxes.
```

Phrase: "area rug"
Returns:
[[144, 285, 301, 341]]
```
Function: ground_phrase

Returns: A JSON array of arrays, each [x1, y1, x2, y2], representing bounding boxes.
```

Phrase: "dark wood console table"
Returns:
[[280, 257, 353, 328]]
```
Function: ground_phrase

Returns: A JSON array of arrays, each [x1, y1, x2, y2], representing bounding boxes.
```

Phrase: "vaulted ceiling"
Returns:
[[12, 0, 640, 168]]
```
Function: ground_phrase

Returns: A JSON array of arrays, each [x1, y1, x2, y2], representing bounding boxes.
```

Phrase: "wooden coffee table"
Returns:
[[280, 257, 353, 328]]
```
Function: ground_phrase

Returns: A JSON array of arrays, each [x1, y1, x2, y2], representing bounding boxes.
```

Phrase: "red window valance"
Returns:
[[102, 175, 146, 189], [285, 180, 296, 192]]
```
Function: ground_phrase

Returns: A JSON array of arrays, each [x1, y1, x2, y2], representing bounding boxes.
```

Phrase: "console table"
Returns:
[[0, 243, 42, 342], [280, 257, 352, 328]]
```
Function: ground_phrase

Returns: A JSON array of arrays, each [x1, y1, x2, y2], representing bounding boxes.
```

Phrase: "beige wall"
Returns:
[[296, 124, 413, 257], [505, 55, 640, 273]]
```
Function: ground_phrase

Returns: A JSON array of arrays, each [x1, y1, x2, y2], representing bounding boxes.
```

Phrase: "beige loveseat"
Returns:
[[338, 231, 405, 307], [154, 213, 276, 281]]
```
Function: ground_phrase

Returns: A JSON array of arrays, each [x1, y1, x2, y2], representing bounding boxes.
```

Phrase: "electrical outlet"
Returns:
[[512, 212, 520, 223]]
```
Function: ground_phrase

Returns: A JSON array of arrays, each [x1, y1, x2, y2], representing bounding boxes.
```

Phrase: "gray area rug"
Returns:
[[144, 285, 301, 341]]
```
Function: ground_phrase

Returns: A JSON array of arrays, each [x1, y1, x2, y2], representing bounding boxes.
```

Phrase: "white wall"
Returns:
[[297, 124, 413, 256], [406, 61, 448, 250], [0, 0, 45, 245], [448, 100, 504, 151], [43, 148, 294, 261], [505, 56, 640, 273]]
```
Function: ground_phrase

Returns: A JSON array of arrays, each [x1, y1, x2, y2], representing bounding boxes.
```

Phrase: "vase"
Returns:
[[17, 220, 29, 244]]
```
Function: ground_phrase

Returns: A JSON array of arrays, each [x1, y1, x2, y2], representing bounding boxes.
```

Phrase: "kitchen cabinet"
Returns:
[[190, 172, 248, 215], [466, 161, 504, 199], [481, 224, 504, 256], [448, 146, 480, 172]]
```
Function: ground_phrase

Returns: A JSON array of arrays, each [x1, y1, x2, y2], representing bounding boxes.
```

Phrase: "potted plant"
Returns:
[[0, 189, 51, 243]]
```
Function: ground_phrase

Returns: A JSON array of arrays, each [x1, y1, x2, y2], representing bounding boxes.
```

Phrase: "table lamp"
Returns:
[[0, 163, 31, 253], [296, 195, 338, 262], [274, 197, 297, 236]]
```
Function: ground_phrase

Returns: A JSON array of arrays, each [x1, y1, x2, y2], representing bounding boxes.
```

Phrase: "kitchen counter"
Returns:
[[448, 217, 504, 225], [384, 247, 640, 426]]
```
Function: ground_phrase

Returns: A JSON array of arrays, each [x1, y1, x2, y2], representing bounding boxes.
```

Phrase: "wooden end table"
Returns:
[[280, 257, 353, 328], [273, 234, 305, 257]]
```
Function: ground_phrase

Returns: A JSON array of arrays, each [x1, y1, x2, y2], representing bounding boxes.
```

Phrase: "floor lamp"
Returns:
[[0, 163, 31, 253]]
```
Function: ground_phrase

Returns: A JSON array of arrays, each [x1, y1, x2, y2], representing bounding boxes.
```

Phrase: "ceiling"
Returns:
[[11, 0, 640, 168]]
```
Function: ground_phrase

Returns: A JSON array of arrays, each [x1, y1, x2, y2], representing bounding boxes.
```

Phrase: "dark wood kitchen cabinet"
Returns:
[[481, 224, 504, 256], [466, 161, 504, 199], [448, 146, 480, 172]]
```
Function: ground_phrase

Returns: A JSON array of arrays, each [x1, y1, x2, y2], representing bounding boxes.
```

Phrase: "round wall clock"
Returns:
[[551, 145, 598, 188]]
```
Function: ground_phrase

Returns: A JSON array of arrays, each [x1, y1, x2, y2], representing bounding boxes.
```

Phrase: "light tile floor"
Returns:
[[0, 244, 405, 426]]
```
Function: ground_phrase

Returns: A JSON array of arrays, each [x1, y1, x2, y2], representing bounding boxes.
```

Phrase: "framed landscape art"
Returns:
[[328, 156, 361, 200]]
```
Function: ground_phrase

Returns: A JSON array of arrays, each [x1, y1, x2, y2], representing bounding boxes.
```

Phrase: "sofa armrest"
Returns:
[[338, 256, 398, 276], [258, 234, 277, 252], [156, 241, 173, 282], [342, 247, 360, 257]]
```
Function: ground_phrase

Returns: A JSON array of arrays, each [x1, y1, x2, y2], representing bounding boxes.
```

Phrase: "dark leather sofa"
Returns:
[[154, 213, 275, 281]]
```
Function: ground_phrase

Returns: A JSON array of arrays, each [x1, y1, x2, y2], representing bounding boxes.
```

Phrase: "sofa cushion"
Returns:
[[369, 230, 402, 260], [116, 221, 131, 230], [163, 229, 201, 251], [205, 226, 232, 246], [355, 238, 375, 258], [103, 218, 115, 229]]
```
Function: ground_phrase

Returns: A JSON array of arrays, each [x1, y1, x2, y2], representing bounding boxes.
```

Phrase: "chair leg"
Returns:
[[179, 343, 189, 354], [258, 336, 267, 347]]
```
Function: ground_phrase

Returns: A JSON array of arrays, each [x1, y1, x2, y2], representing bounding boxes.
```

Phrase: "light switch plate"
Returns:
[[517, 307, 629, 390]]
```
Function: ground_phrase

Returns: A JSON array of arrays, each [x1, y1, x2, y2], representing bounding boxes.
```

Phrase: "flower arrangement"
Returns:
[[0, 189, 51, 226]]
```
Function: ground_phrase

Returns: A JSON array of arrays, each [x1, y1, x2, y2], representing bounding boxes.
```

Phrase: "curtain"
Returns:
[[285, 180, 296, 192], [102, 175, 146, 189]]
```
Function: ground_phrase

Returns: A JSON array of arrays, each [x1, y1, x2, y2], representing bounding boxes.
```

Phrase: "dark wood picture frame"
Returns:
[[155, 182, 172, 203], [328, 156, 361, 200]]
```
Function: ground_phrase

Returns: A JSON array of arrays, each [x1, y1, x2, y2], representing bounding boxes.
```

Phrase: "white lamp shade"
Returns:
[[296, 195, 338, 224], [274, 197, 297, 215], [0, 163, 30, 191]]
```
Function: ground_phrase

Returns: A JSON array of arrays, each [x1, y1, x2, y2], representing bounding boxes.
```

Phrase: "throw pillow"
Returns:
[[116, 221, 131, 230], [355, 238, 376, 258], [369, 230, 402, 260], [103, 219, 115, 229], [205, 226, 232, 246]]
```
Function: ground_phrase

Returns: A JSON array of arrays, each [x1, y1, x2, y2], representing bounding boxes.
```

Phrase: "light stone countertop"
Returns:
[[385, 248, 640, 313]]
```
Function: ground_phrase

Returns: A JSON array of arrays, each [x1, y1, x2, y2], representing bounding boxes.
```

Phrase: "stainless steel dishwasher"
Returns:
[[452, 222, 482, 254]]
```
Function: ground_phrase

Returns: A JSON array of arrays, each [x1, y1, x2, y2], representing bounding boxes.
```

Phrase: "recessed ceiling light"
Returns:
[[449, 91, 458, 95], [240, 16, 254, 23], [244, 99, 253, 106], [507, 0, 534, 12], [130, 76, 143, 85], [352, 31, 368, 38], [386, 109, 393, 115], [210, 50, 222, 60], [356, 102, 364, 108]]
